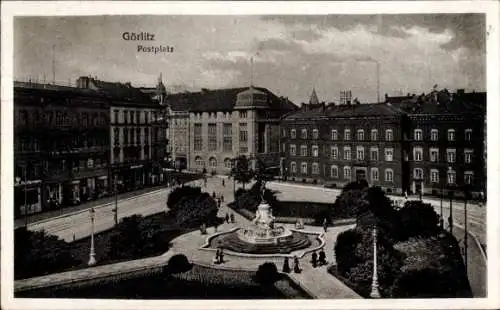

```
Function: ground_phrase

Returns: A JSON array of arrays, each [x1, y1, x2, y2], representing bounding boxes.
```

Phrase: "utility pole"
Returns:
[[370, 225, 380, 298], [449, 190, 454, 234], [464, 188, 468, 273]]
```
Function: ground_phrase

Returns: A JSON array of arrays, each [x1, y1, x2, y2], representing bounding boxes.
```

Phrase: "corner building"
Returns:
[[167, 86, 296, 174]]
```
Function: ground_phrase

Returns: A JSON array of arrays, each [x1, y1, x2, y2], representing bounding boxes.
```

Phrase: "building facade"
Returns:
[[14, 82, 110, 216], [167, 86, 296, 174], [281, 91, 407, 194], [76, 76, 167, 193], [390, 90, 486, 198]]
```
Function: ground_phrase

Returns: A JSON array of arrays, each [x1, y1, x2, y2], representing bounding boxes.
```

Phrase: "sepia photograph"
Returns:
[[1, 2, 499, 310]]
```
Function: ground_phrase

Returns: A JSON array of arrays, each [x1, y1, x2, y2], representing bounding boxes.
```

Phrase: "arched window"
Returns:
[[195, 156, 203, 167], [385, 168, 394, 182], [290, 161, 296, 173], [209, 157, 217, 168], [331, 165, 339, 178], [224, 158, 232, 168], [343, 166, 351, 180]]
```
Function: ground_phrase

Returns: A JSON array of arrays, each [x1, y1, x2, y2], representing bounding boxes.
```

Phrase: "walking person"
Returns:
[[318, 249, 326, 266], [225, 213, 230, 223], [311, 251, 318, 268], [323, 218, 328, 233], [222, 179, 225, 187], [293, 255, 301, 273], [217, 198, 221, 209], [219, 247, 225, 264], [282, 257, 291, 273], [213, 248, 220, 264], [230, 213, 235, 223], [212, 191, 216, 199], [448, 215, 453, 232], [221, 195, 224, 203]]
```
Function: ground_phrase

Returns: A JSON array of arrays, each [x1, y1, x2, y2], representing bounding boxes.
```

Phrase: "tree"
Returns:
[[173, 193, 218, 227], [167, 186, 201, 210], [334, 229, 363, 275], [333, 181, 369, 220], [14, 227, 77, 279], [398, 200, 440, 241], [255, 262, 280, 285], [254, 159, 278, 183], [166, 254, 192, 274], [231, 155, 253, 189]]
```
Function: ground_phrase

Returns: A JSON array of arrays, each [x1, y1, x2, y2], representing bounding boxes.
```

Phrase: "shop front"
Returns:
[[44, 182, 63, 210], [14, 179, 42, 217], [95, 175, 109, 198]]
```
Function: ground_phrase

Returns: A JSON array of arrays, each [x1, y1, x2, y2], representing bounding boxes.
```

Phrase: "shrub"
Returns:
[[166, 254, 192, 274], [14, 227, 77, 279], [334, 229, 363, 275], [167, 186, 202, 209], [313, 209, 333, 226], [397, 201, 440, 241], [173, 194, 219, 227], [255, 262, 280, 285]]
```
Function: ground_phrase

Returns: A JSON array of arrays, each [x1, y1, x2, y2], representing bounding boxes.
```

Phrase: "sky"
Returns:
[[14, 14, 486, 105]]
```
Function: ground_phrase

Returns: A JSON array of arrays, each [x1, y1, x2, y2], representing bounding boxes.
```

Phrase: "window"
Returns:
[[114, 110, 119, 123], [431, 129, 438, 141], [282, 143, 286, 152], [414, 129, 423, 141], [385, 129, 393, 141], [224, 158, 232, 168], [301, 129, 307, 139], [239, 123, 248, 153], [464, 149, 473, 164], [194, 123, 202, 151], [209, 157, 217, 169], [370, 147, 379, 161], [312, 145, 319, 157], [413, 147, 423, 161], [208, 123, 217, 151], [357, 129, 365, 141], [290, 144, 296, 156], [300, 145, 307, 157], [344, 129, 351, 141], [136, 128, 140, 145], [124, 128, 129, 145], [385, 148, 394, 161], [431, 169, 439, 183], [291, 129, 296, 139], [371, 129, 378, 141], [385, 169, 394, 182], [331, 129, 338, 141], [145, 112, 149, 124], [464, 171, 474, 184], [414, 168, 424, 180], [123, 110, 128, 124], [356, 146, 365, 160], [113, 128, 120, 146], [447, 169, 456, 184], [430, 148, 439, 162], [371, 168, 379, 181], [330, 146, 338, 159], [343, 166, 351, 180], [331, 165, 339, 178], [282, 129, 286, 137], [312, 129, 319, 139], [447, 148, 456, 163], [301, 162, 308, 174], [239, 111, 247, 118], [131, 111, 135, 124], [136, 112, 140, 124], [223, 123, 232, 152], [343, 146, 351, 160], [447, 129, 455, 141], [195, 156, 203, 167], [312, 163, 320, 174], [291, 162, 296, 173], [465, 129, 472, 141]]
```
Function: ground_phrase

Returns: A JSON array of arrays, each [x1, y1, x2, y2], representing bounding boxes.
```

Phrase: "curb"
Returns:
[[452, 222, 487, 262]]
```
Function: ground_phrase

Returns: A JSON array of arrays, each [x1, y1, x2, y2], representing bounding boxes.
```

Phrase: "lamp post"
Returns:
[[112, 178, 118, 226], [448, 189, 454, 234], [440, 183, 444, 230], [463, 186, 469, 273], [370, 225, 381, 298], [88, 207, 97, 266]]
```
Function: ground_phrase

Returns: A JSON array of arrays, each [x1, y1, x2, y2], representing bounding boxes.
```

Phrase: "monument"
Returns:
[[236, 182, 293, 245]]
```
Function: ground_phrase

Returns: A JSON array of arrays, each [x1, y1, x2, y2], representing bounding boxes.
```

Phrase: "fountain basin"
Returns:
[[236, 226, 293, 245]]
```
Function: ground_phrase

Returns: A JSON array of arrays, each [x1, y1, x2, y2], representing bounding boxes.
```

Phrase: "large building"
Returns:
[[76, 76, 167, 192], [280, 89, 486, 197], [281, 90, 408, 194], [14, 77, 168, 217], [14, 81, 111, 216], [166, 86, 297, 173]]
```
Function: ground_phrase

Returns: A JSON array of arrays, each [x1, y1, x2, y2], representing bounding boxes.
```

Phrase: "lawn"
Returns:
[[19, 264, 312, 299]]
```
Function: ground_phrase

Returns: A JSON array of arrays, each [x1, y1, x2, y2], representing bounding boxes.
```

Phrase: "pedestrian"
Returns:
[[214, 221, 218, 232], [293, 255, 301, 273], [404, 191, 408, 200], [311, 251, 318, 268], [318, 249, 326, 266], [213, 191, 216, 199], [217, 198, 221, 208], [323, 218, 328, 232], [282, 257, 291, 273], [221, 195, 224, 203], [225, 213, 230, 223], [222, 179, 225, 187], [439, 217, 444, 230], [230, 213, 235, 223], [219, 247, 224, 263], [448, 216, 453, 230]]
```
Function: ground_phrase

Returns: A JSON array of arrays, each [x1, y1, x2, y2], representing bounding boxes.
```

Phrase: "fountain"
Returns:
[[236, 185, 293, 245], [203, 182, 324, 256]]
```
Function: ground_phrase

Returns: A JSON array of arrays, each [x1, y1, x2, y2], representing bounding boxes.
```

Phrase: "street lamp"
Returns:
[[112, 177, 118, 226], [370, 225, 381, 298], [88, 207, 97, 266], [448, 188, 454, 234]]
